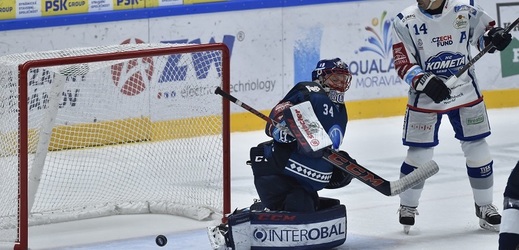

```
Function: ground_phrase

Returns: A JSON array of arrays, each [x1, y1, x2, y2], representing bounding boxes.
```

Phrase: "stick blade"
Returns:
[[390, 160, 439, 196]]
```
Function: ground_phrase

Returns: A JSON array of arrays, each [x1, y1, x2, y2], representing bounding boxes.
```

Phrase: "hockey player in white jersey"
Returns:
[[391, 0, 512, 233]]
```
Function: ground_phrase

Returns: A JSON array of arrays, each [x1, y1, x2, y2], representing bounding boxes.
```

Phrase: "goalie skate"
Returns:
[[398, 205, 418, 234], [475, 203, 501, 232], [207, 224, 229, 250]]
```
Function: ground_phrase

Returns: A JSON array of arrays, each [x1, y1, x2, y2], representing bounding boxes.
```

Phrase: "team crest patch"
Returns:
[[453, 14, 468, 29], [454, 5, 478, 17], [392, 43, 410, 66]]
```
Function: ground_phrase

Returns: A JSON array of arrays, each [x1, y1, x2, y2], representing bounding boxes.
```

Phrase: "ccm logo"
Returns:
[[255, 156, 267, 162], [327, 154, 385, 186], [256, 214, 296, 221]]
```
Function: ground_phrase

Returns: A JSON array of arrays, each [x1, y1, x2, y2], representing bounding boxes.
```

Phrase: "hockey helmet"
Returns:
[[311, 58, 352, 103]]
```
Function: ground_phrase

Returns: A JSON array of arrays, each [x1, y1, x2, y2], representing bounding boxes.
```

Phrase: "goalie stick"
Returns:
[[214, 87, 439, 196], [446, 17, 519, 86]]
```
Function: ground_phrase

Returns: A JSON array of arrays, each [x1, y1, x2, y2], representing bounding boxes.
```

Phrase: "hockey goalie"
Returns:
[[208, 58, 355, 249]]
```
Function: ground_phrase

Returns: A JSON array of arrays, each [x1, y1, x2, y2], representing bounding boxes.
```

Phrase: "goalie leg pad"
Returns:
[[226, 198, 347, 250], [499, 209, 519, 250], [504, 161, 519, 200], [208, 224, 230, 250], [499, 162, 519, 250]]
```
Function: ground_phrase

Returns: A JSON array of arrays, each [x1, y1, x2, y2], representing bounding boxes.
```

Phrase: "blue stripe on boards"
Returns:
[[0, 0, 363, 31]]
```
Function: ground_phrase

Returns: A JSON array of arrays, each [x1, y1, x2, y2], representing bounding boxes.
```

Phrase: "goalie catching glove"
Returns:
[[271, 121, 295, 143], [413, 72, 451, 103], [266, 101, 296, 143]]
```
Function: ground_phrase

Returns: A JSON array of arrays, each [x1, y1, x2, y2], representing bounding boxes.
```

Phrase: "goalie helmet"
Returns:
[[311, 58, 352, 103]]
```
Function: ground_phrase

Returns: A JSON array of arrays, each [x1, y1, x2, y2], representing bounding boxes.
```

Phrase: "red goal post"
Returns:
[[0, 43, 230, 250]]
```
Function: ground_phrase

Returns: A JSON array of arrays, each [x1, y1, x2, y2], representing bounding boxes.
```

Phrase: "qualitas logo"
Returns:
[[349, 11, 402, 89]]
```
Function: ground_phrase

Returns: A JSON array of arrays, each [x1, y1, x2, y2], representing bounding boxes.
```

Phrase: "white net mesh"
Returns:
[[0, 43, 229, 244]]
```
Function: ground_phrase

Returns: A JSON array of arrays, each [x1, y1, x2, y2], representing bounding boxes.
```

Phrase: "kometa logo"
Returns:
[[424, 52, 465, 78]]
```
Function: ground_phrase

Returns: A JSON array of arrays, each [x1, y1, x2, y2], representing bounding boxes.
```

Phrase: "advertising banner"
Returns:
[[0, 0, 517, 121], [42, 0, 89, 16], [0, 0, 182, 20], [0, 0, 17, 19], [89, 0, 113, 12], [150, 8, 286, 112]]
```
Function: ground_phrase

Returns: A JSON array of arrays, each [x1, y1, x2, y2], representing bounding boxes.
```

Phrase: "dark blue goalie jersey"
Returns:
[[265, 81, 348, 191]]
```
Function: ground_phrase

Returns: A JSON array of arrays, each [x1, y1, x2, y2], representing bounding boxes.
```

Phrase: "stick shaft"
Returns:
[[215, 87, 439, 196], [215, 87, 273, 124]]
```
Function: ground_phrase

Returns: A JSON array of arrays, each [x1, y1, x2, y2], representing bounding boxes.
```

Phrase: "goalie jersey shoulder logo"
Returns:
[[294, 81, 327, 95], [305, 85, 321, 93]]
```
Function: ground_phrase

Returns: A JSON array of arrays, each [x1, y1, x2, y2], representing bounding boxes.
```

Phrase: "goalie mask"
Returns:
[[311, 58, 352, 103]]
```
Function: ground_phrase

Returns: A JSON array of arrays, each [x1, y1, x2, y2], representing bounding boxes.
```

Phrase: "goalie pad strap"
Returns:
[[504, 197, 519, 210]]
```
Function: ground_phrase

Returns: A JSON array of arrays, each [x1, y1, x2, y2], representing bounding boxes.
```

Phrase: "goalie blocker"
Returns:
[[282, 101, 333, 152], [210, 198, 346, 250]]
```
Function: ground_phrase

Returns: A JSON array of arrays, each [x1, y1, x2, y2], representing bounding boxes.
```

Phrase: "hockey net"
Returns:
[[0, 43, 230, 249]]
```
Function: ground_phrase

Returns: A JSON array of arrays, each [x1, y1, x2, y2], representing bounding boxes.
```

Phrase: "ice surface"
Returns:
[[13, 107, 519, 250]]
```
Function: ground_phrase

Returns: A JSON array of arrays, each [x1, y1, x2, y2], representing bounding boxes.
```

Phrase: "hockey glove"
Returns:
[[413, 72, 451, 103], [271, 121, 295, 143], [266, 101, 295, 143], [325, 167, 354, 189], [484, 27, 512, 52]]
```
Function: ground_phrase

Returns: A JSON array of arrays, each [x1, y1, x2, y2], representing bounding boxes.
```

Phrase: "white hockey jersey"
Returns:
[[392, 0, 495, 112]]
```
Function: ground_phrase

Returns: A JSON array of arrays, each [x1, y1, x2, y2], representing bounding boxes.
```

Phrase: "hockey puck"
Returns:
[[155, 235, 167, 247]]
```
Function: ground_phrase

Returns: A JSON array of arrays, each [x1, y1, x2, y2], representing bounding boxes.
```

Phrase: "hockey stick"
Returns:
[[215, 87, 439, 196], [213, 87, 330, 153], [447, 17, 519, 86]]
